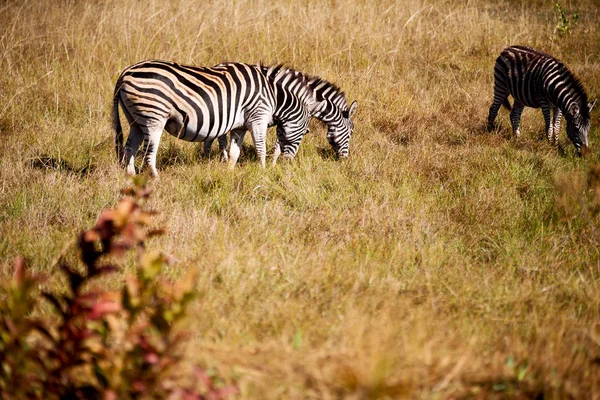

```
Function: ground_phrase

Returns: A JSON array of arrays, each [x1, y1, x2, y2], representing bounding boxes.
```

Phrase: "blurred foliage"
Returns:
[[0, 177, 236, 399], [555, 2, 579, 37], [555, 164, 600, 246]]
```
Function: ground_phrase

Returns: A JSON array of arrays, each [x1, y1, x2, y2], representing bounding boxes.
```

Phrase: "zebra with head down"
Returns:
[[204, 66, 358, 163], [113, 60, 318, 176], [487, 46, 596, 156]]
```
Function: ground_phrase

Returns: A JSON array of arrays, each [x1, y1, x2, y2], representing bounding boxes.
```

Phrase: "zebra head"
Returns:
[[277, 106, 315, 159], [263, 65, 321, 160], [308, 77, 358, 159], [325, 100, 358, 158], [566, 99, 596, 156]]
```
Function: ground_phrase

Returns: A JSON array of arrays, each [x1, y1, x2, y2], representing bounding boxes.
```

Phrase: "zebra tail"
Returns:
[[502, 98, 512, 111], [112, 87, 124, 165]]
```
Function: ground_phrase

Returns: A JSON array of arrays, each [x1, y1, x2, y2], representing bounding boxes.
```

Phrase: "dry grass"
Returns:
[[2, 0, 600, 398]]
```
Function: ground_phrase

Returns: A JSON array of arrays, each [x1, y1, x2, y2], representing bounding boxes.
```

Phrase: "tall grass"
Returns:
[[1, 0, 600, 397]]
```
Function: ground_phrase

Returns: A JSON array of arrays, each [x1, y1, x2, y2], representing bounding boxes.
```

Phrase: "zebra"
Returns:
[[203, 67, 358, 163], [112, 60, 318, 176], [273, 71, 358, 162], [487, 46, 596, 156]]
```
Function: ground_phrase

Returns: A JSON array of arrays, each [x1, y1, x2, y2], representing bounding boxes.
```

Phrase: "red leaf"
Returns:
[[132, 381, 147, 393], [88, 300, 122, 320], [103, 390, 117, 400], [95, 265, 120, 276], [194, 366, 212, 387], [144, 352, 160, 364], [82, 229, 100, 243]]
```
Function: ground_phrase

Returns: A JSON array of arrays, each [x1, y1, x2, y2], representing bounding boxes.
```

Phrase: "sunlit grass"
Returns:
[[1, 0, 600, 397]]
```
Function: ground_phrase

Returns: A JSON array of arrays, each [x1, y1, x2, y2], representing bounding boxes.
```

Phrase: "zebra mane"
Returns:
[[569, 74, 590, 119], [261, 64, 348, 110], [307, 76, 348, 110], [261, 64, 320, 109]]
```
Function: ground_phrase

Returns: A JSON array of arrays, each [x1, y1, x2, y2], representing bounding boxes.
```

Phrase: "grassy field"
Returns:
[[2, 0, 600, 397]]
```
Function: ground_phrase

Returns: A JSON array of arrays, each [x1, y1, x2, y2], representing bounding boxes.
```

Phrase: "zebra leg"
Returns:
[[203, 137, 215, 157], [141, 125, 163, 177], [509, 102, 525, 137], [203, 134, 228, 161], [272, 125, 285, 166], [487, 97, 506, 131], [272, 138, 281, 166], [228, 128, 247, 170], [248, 122, 268, 168], [124, 124, 144, 176], [487, 74, 509, 131], [552, 108, 562, 146], [541, 104, 552, 142], [218, 134, 229, 162]]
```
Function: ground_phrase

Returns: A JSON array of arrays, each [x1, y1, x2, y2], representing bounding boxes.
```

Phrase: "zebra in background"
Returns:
[[113, 60, 318, 176], [204, 67, 358, 163], [487, 46, 596, 156]]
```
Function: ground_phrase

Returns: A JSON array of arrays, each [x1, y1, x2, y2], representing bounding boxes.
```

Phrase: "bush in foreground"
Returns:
[[0, 178, 236, 399]]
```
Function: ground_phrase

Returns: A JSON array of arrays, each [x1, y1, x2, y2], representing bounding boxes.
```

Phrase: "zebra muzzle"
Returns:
[[580, 145, 589, 158]]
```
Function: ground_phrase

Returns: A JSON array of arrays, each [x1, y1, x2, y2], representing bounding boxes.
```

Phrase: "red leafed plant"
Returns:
[[0, 177, 236, 400]]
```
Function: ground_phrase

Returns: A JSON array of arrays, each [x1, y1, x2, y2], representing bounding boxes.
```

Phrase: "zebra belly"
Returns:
[[516, 98, 542, 109], [508, 89, 543, 109], [164, 110, 248, 143]]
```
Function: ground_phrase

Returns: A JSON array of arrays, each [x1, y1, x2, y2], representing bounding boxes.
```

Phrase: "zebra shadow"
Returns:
[[29, 154, 95, 177], [479, 121, 512, 139], [315, 146, 337, 161], [156, 142, 198, 167], [158, 141, 261, 168], [482, 124, 580, 158]]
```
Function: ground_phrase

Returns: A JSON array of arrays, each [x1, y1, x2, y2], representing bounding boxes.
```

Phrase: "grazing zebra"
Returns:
[[203, 67, 358, 163], [207, 64, 325, 164], [487, 46, 596, 156], [112, 60, 317, 176]]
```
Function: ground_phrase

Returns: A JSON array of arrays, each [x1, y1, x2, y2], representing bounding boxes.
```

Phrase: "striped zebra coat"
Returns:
[[487, 46, 596, 155], [272, 71, 357, 162], [204, 67, 358, 163], [112, 60, 319, 176]]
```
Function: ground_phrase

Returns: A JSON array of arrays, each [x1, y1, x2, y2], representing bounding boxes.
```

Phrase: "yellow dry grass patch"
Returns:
[[2, 0, 600, 397]]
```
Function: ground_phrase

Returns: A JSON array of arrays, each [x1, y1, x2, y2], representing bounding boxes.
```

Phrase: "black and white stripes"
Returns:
[[308, 76, 357, 159], [203, 66, 358, 163], [270, 68, 357, 162], [487, 46, 596, 155], [113, 60, 317, 176]]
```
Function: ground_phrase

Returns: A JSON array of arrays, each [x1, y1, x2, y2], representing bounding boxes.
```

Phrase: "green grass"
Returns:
[[2, 0, 600, 397]]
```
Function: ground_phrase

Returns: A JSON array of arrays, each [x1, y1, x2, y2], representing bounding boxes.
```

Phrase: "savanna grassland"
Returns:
[[2, 0, 600, 397]]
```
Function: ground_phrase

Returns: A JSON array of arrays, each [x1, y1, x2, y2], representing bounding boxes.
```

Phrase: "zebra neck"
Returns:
[[312, 102, 338, 125]]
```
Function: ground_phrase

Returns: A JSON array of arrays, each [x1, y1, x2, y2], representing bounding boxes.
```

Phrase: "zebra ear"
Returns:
[[569, 102, 580, 115], [348, 100, 358, 119], [589, 99, 597, 113]]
